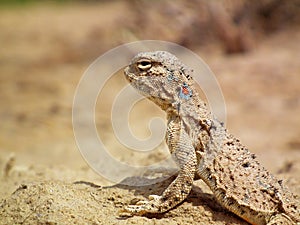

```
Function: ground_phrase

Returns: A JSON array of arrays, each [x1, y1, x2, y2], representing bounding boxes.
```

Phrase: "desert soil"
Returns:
[[0, 1, 299, 225]]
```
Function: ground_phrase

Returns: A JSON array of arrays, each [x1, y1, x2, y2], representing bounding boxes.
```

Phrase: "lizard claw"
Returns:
[[148, 194, 161, 201], [119, 195, 163, 216]]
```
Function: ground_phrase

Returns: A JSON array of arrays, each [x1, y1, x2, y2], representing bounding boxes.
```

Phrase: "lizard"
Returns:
[[121, 51, 300, 225]]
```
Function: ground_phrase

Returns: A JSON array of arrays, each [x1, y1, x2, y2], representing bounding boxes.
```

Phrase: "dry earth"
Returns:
[[0, 1, 299, 224]]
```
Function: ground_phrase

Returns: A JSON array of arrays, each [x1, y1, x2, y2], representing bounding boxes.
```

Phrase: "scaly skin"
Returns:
[[121, 51, 299, 225]]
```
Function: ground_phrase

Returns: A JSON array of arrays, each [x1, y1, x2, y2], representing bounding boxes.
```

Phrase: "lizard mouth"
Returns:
[[124, 66, 136, 83], [124, 66, 151, 97]]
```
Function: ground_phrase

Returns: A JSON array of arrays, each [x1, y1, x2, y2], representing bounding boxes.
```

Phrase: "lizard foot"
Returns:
[[119, 195, 163, 217]]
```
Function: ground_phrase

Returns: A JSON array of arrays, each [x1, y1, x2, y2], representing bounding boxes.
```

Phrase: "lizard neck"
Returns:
[[177, 90, 212, 123], [164, 92, 212, 130]]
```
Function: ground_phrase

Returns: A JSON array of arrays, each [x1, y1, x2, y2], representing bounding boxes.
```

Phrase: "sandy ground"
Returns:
[[0, 1, 299, 224]]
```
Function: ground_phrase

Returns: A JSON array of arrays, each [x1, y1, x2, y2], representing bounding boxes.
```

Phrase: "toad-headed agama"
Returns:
[[121, 51, 299, 225]]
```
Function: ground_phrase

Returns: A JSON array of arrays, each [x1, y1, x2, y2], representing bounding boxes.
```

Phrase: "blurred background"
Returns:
[[0, 0, 299, 197]]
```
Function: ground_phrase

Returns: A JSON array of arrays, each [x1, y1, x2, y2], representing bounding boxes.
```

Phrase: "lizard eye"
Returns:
[[136, 59, 152, 71]]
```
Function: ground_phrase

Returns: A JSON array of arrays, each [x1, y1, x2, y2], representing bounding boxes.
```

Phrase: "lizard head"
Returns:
[[124, 51, 194, 110]]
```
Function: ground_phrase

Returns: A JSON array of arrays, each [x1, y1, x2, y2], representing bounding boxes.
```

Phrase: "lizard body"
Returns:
[[122, 51, 299, 225]]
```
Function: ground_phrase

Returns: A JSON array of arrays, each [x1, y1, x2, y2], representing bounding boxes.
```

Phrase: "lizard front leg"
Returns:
[[121, 119, 197, 216]]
